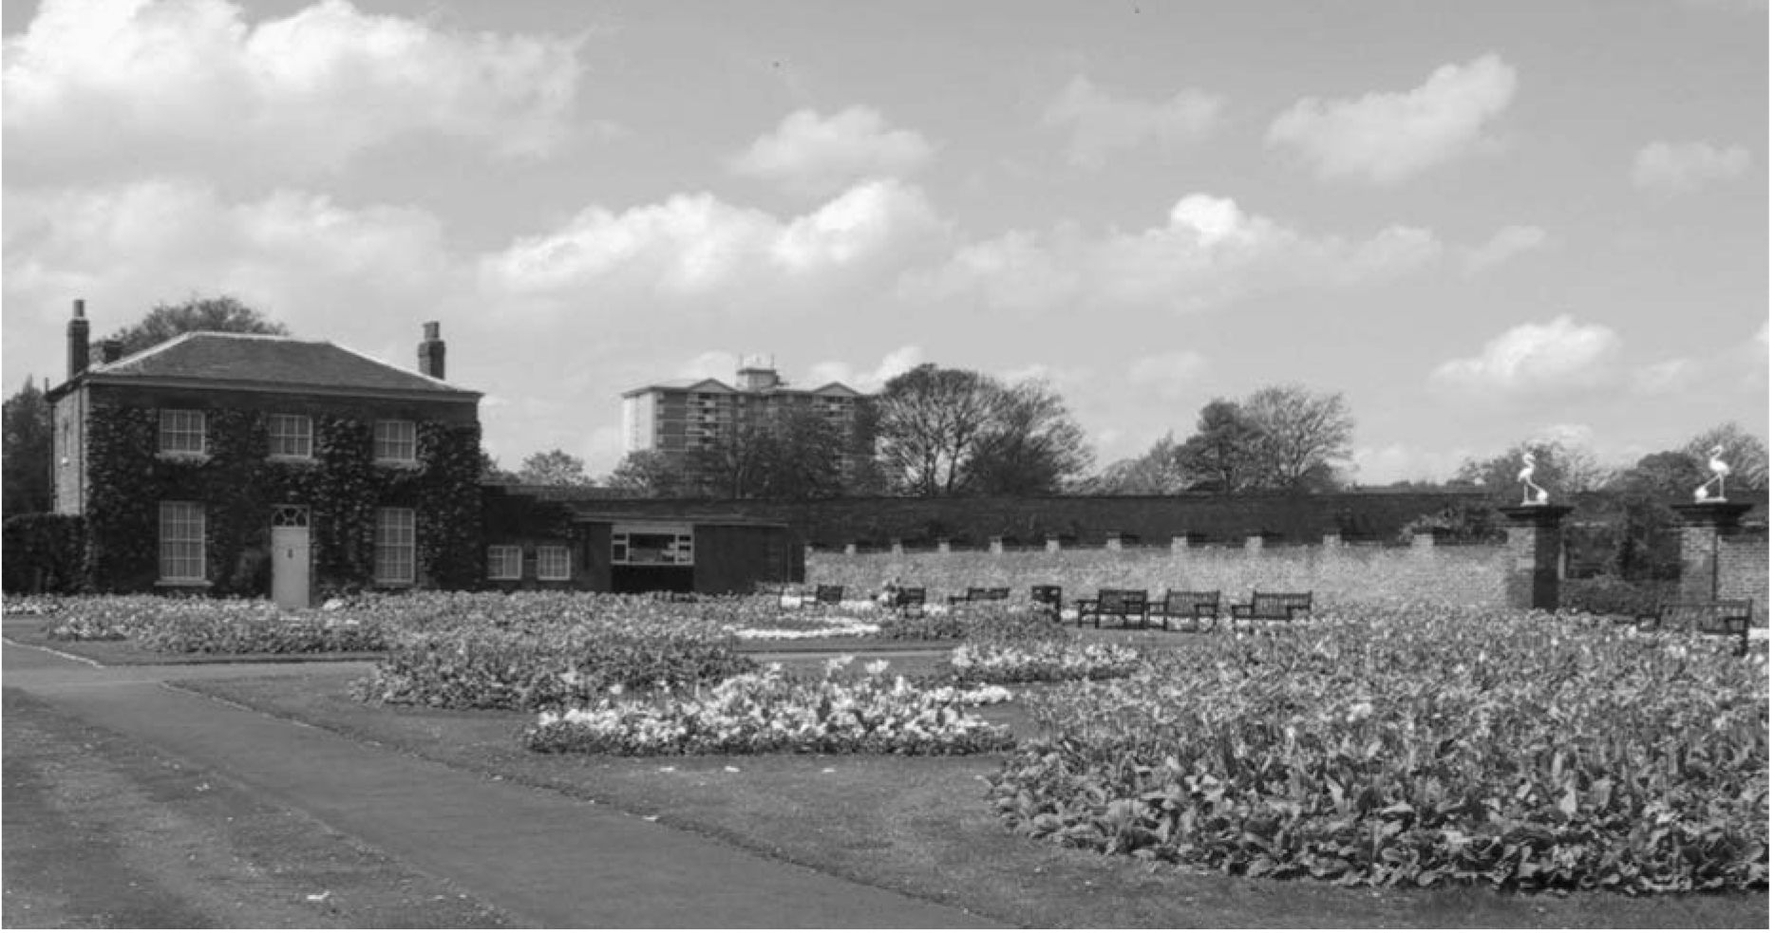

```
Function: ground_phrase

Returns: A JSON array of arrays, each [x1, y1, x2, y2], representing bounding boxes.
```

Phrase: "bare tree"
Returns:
[[1241, 384, 1355, 491], [874, 365, 1002, 496]]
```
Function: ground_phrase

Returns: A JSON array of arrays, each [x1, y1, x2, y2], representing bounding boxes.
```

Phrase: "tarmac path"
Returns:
[[2, 636, 1000, 928]]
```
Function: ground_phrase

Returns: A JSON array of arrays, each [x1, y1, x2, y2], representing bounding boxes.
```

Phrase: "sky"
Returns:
[[3, 0, 1768, 484]]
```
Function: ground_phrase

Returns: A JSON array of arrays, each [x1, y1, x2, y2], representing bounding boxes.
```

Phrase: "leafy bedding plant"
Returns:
[[940, 636, 1143, 686], [987, 606, 1768, 894], [524, 656, 1015, 756]]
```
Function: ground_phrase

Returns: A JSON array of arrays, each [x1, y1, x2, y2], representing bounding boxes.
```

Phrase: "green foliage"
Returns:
[[873, 601, 1070, 641], [352, 593, 759, 711], [517, 448, 593, 486], [80, 401, 482, 594], [2, 513, 87, 594], [3, 378, 53, 517], [988, 606, 1768, 893], [1560, 576, 1678, 618], [103, 294, 289, 357]]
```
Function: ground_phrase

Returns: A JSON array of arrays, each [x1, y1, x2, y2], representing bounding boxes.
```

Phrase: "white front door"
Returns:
[[271, 506, 311, 610]]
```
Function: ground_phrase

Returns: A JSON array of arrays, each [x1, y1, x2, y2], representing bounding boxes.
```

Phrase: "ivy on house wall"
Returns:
[[82, 400, 483, 596]]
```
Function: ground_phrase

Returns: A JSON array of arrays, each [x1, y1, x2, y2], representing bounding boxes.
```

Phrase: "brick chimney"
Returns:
[[417, 321, 446, 380], [67, 299, 90, 379]]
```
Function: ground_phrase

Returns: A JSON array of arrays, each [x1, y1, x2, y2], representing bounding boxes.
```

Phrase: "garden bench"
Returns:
[[948, 586, 1011, 606], [1152, 590, 1221, 633], [813, 584, 845, 606], [1075, 588, 1150, 629], [891, 586, 927, 618], [1030, 585, 1063, 619], [1633, 598, 1754, 655], [1229, 591, 1313, 627]]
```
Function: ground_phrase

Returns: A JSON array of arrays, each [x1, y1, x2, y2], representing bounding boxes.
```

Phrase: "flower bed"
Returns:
[[524, 656, 1015, 756], [874, 601, 1071, 642], [987, 607, 1768, 894], [355, 619, 757, 711], [941, 637, 1142, 685]]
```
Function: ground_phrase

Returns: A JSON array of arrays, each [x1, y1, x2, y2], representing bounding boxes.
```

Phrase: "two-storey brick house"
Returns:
[[47, 301, 483, 607]]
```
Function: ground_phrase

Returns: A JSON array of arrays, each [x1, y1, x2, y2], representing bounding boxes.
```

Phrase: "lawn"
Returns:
[[179, 667, 1768, 929]]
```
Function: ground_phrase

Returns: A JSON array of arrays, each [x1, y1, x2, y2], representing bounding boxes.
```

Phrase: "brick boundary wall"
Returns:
[[807, 535, 1508, 611]]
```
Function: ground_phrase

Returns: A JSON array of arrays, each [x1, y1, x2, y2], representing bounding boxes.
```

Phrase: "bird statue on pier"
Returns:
[[1693, 444, 1730, 502], [1518, 452, 1549, 506]]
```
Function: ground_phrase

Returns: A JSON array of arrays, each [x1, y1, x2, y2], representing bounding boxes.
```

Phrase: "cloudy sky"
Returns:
[[3, 0, 1767, 483]]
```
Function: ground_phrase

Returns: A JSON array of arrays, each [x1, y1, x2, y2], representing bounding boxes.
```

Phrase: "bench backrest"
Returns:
[[1250, 591, 1312, 611], [895, 587, 927, 607], [1030, 585, 1062, 607], [1099, 588, 1148, 612], [1661, 599, 1754, 632], [1163, 590, 1220, 614], [968, 587, 1011, 601], [814, 585, 845, 604]]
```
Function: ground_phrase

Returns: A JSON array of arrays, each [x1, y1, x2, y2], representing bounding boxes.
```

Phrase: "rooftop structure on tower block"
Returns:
[[620, 356, 871, 488]]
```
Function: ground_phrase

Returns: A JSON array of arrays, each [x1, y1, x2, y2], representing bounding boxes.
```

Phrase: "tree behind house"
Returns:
[[105, 295, 290, 357], [2, 378, 53, 517]]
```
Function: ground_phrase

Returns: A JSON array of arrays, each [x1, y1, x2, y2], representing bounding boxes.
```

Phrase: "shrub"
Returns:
[[1560, 575, 1677, 619], [523, 656, 1015, 756], [988, 606, 1767, 894], [3, 513, 87, 594]]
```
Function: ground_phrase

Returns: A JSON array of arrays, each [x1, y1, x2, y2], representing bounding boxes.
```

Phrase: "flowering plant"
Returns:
[[524, 656, 1014, 756]]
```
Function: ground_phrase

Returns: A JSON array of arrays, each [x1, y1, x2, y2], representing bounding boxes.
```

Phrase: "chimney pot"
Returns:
[[100, 339, 124, 364]]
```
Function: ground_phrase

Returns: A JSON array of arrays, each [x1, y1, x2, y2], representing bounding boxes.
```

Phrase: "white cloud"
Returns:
[[1461, 225, 1549, 275], [2, 178, 454, 338], [1266, 54, 1516, 184], [1631, 140, 1751, 192], [1128, 351, 1209, 400], [726, 107, 935, 196], [805, 346, 924, 391], [900, 193, 1440, 314], [2, 0, 583, 180], [1430, 314, 1623, 394], [1040, 75, 1222, 168], [480, 178, 949, 311]]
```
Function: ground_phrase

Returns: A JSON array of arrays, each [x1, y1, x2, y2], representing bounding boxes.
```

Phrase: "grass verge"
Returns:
[[178, 669, 1767, 929]]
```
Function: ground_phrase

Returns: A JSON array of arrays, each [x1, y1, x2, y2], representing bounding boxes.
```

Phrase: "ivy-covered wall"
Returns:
[[82, 391, 482, 597]]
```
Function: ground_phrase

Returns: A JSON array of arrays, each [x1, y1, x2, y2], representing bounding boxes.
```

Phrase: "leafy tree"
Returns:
[[104, 295, 290, 357], [1090, 433, 1189, 495], [517, 448, 593, 486], [1241, 384, 1354, 491], [2, 378, 53, 517], [756, 406, 849, 499], [1174, 399, 1263, 494], [604, 450, 692, 497], [1454, 438, 1612, 501], [1681, 422, 1769, 494], [479, 450, 521, 484]]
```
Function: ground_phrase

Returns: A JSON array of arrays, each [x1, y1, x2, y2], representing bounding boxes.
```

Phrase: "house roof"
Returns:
[[57, 332, 479, 401]]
